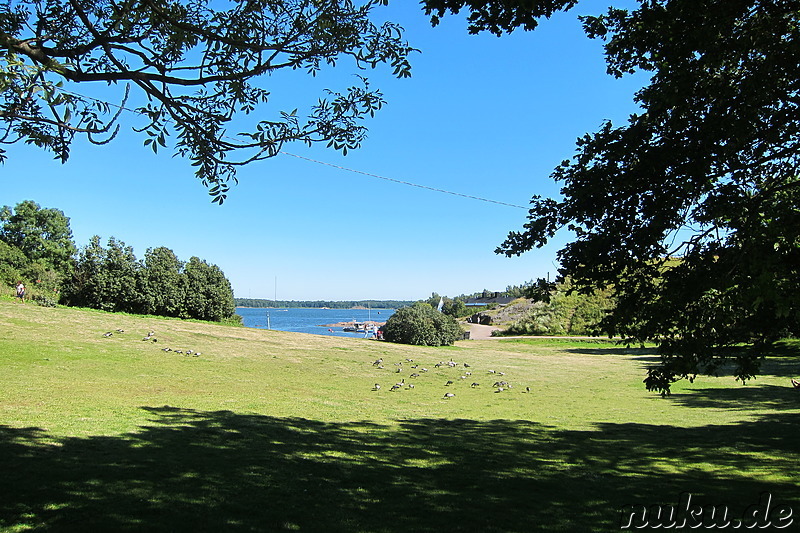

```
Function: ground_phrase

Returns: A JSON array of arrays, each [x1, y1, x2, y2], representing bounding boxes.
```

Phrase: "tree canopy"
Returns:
[[0, 0, 413, 202], [424, 0, 800, 393]]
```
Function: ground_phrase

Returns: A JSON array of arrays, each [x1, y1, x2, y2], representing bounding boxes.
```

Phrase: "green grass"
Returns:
[[1, 300, 798, 531]]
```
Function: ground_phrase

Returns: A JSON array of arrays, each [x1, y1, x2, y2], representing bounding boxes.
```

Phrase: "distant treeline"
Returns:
[[235, 298, 413, 309]]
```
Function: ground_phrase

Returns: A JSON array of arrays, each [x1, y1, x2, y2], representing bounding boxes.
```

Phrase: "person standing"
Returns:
[[15, 281, 25, 302]]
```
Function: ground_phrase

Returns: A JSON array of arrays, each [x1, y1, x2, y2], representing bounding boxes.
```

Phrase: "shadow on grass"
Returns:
[[1, 409, 798, 532], [564, 347, 660, 357], [670, 384, 800, 411]]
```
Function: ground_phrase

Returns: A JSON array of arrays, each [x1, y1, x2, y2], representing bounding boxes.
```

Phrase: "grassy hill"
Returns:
[[1, 299, 798, 531]]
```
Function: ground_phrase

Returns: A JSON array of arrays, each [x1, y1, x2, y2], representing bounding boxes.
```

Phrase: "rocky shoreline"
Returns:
[[320, 320, 386, 328]]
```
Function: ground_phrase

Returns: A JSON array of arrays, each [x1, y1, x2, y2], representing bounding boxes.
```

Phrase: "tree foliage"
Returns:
[[1, 0, 413, 202], [426, 0, 800, 393], [0, 199, 76, 274], [63, 236, 236, 321], [382, 302, 463, 346], [184, 256, 235, 322], [0, 200, 76, 302]]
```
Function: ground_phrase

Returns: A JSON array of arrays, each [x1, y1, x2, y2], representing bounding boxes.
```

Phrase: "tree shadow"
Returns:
[[670, 384, 800, 411], [564, 347, 660, 357], [1, 408, 798, 532]]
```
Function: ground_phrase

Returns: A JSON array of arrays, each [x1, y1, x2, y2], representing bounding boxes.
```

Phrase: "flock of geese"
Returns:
[[101, 329, 202, 357], [370, 357, 531, 398], [101, 330, 529, 396]]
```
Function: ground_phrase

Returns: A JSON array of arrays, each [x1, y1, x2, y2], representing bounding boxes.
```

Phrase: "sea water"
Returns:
[[236, 307, 396, 338]]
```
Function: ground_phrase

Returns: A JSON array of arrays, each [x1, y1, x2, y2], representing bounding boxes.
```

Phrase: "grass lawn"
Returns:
[[1, 299, 798, 531]]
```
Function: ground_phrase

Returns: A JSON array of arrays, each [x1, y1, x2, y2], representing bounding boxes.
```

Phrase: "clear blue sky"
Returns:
[[3, 1, 644, 302]]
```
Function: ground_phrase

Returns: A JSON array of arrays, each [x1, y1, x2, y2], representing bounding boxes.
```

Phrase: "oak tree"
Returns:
[[424, 0, 800, 393]]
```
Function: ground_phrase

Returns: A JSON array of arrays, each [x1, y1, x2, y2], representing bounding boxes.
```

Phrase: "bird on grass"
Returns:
[[103, 332, 113, 337], [471, 382, 480, 388], [525, 386, 531, 393], [444, 392, 455, 398], [445, 380, 454, 386], [372, 384, 381, 391]]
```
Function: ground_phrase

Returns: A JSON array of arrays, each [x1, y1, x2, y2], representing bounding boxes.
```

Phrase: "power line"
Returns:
[[279, 151, 529, 210], [37, 86, 529, 210]]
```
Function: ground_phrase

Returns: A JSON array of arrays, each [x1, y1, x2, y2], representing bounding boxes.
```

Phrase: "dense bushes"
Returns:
[[382, 303, 463, 346], [501, 280, 614, 336]]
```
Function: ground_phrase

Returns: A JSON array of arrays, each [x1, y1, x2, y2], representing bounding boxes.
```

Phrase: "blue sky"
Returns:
[[3, 1, 644, 302]]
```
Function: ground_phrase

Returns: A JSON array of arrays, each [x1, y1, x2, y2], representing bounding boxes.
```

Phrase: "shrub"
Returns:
[[382, 302, 463, 346], [32, 294, 58, 308]]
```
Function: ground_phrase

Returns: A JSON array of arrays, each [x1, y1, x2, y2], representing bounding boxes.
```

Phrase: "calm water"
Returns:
[[236, 307, 396, 338]]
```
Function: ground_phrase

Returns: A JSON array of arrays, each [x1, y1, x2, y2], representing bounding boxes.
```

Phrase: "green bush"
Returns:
[[32, 294, 58, 308], [382, 302, 463, 346]]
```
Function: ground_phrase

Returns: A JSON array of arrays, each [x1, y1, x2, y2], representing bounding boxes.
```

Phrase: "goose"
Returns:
[[445, 380, 454, 386], [525, 386, 531, 393], [463, 363, 470, 368], [443, 392, 455, 398], [372, 384, 381, 391], [372, 358, 383, 366], [407, 383, 415, 389], [471, 382, 480, 388], [103, 332, 113, 337], [390, 384, 401, 391], [410, 373, 420, 378], [116, 329, 125, 333]]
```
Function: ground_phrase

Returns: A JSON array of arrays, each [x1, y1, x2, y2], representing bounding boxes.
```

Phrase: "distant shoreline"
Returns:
[[236, 306, 393, 310]]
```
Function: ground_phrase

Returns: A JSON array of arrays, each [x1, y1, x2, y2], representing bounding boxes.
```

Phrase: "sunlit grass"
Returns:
[[1, 299, 798, 531]]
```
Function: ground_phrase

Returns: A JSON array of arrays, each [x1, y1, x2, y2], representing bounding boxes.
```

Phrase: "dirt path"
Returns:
[[467, 323, 501, 339]]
